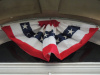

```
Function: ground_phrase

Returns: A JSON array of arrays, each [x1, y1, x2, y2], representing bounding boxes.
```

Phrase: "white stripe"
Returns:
[[79, 23, 96, 33], [25, 38, 43, 51], [57, 22, 68, 33], [39, 25, 45, 33], [72, 30, 87, 42], [44, 25, 56, 34], [57, 38, 78, 53], [43, 36, 56, 48], [52, 25, 56, 34], [45, 24, 52, 31], [31, 24, 41, 32], [10, 24, 24, 37]]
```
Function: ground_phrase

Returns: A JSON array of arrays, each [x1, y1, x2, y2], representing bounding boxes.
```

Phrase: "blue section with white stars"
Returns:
[[63, 26, 80, 38], [55, 33, 68, 44], [55, 25, 80, 44], [20, 22, 80, 44], [44, 30, 55, 38], [34, 32, 44, 43], [20, 22, 35, 38], [34, 30, 55, 43]]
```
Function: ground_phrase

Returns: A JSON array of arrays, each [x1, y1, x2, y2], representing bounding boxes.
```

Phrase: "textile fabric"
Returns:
[[2, 19, 98, 61]]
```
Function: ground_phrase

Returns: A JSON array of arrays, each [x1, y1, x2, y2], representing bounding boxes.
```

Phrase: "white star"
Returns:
[[44, 33, 48, 37], [34, 33, 38, 37], [68, 29, 74, 35], [56, 38, 60, 43], [40, 37, 43, 41], [63, 36, 67, 39], [23, 24, 28, 29]]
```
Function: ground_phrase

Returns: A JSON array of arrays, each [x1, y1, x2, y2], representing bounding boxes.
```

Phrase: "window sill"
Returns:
[[0, 62, 100, 75]]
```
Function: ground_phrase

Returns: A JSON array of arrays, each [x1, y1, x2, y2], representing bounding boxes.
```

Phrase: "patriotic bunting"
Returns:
[[2, 19, 98, 61]]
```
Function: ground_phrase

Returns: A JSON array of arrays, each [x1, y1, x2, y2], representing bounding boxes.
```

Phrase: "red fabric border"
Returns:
[[43, 44, 61, 61]]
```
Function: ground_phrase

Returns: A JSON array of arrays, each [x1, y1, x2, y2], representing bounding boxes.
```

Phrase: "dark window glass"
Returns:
[[0, 41, 100, 62]]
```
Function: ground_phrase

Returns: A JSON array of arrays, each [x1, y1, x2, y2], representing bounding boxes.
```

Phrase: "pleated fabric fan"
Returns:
[[2, 19, 98, 61]]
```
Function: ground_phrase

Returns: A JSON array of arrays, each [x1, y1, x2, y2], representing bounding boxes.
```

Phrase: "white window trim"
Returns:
[[0, 62, 100, 75]]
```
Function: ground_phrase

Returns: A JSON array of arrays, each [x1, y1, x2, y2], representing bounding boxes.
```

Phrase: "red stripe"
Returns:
[[2, 26, 48, 61], [43, 44, 61, 61], [38, 20, 59, 28]]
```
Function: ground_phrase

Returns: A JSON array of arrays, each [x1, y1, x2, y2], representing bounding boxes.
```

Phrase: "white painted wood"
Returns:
[[0, 74, 100, 75], [49, 72, 52, 75], [0, 63, 100, 74], [0, 74, 48, 75]]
